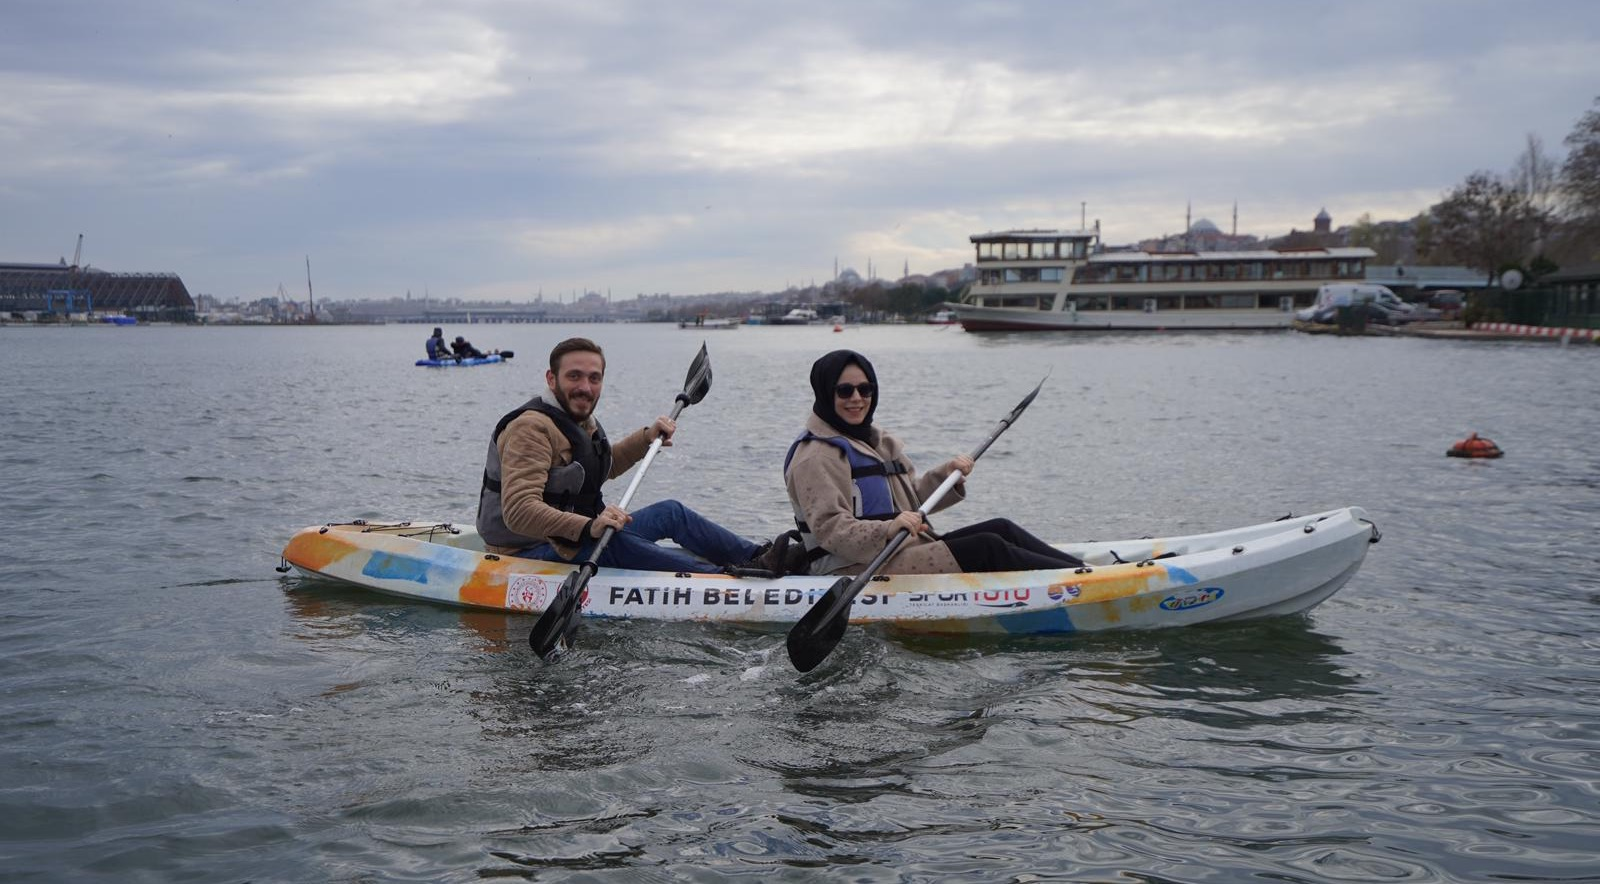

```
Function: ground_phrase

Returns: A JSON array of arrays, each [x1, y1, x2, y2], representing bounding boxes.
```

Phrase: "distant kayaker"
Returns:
[[477, 336, 787, 573], [425, 327, 452, 360], [451, 335, 486, 360], [784, 349, 1081, 576]]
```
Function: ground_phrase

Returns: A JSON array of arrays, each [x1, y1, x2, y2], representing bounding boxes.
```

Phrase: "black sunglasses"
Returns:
[[833, 382, 876, 399]]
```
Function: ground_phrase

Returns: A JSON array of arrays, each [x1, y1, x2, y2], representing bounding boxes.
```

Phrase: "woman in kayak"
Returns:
[[784, 349, 1082, 576]]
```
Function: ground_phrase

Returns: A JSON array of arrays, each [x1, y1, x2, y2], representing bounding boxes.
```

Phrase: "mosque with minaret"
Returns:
[[1137, 206, 1342, 252]]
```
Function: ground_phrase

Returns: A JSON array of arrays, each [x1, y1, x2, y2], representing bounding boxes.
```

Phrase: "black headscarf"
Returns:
[[809, 349, 878, 442]]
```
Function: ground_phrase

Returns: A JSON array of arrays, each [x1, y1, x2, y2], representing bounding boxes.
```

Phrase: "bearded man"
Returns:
[[477, 336, 780, 573]]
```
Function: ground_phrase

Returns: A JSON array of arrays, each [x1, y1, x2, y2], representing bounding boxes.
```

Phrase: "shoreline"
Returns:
[[1293, 319, 1600, 344]]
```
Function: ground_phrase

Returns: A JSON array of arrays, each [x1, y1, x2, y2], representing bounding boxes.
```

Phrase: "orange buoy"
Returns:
[[1447, 432, 1503, 459], [833, 324, 843, 332]]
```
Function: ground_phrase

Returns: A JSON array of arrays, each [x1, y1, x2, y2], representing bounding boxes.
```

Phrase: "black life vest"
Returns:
[[476, 398, 611, 548]]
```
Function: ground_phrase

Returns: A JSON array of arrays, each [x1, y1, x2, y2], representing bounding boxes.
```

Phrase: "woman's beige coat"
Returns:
[[784, 412, 965, 575]]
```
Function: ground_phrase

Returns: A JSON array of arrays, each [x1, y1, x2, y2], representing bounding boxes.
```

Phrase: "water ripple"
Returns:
[[4, 325, 1599, 881]]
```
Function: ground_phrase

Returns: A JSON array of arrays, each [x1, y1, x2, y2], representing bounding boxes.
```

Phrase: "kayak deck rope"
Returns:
[[340, 520, 462, 542]]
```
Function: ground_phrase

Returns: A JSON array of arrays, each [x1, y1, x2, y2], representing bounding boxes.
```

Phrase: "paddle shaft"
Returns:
[[530, 342, 711, 660], [574, 394, 688, 568]]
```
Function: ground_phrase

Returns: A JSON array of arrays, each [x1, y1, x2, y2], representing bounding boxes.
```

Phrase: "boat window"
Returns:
[[1041, 267, 1064, 282], [1003, 243, 1021, 260], [1070, 295, 1108, 310], [1219, 294, 1254, 309], [1111, 296, 1138, 310], [1004, 269, 1022, 283], [1185, 294, 1220, 309], [997, 296, 1039, 308], [1153, 295, 1180, 311]]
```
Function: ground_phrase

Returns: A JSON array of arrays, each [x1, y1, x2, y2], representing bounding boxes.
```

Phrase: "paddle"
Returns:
[[784, 374, 1048, 673], [527, 343, 713, 661]]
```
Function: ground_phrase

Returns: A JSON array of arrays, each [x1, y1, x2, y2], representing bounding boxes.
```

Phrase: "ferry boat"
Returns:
[[952, 226, 1376, 331]]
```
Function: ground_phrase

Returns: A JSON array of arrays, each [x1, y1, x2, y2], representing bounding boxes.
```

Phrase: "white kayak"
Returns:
[[279, 507, 1378, 637]]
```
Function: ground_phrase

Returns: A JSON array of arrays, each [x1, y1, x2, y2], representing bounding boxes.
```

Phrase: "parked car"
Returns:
[[1298, 283, 1417, 323], [1428, 290, 1465, 318]]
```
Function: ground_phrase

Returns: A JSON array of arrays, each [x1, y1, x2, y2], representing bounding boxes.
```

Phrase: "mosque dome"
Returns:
[[1190, 218, 1220, 233]]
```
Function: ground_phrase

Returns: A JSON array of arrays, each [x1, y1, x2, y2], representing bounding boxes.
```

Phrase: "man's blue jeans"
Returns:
[[514, 499, 759, 573]]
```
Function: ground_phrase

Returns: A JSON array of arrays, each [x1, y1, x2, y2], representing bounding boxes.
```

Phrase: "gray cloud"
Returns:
[[2, 0, 1597, 300]]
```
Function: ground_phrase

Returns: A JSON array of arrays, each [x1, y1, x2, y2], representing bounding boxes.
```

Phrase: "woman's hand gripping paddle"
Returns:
[[784, 375, 1047, 673], [528, 343, 713, 661]]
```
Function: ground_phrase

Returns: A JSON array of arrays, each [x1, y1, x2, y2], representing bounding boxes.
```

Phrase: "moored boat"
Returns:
[[678, 317, 740, 330], [279, 507, 1378, 637], [770, 307, 820, 325], [953, 224, 1376, 331]]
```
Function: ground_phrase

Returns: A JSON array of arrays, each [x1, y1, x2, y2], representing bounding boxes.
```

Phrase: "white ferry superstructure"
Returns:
[[953, 227, 1376, 331]]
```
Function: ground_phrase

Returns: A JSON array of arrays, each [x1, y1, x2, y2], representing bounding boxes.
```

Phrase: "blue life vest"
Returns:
[[784, 432, 907, 519]]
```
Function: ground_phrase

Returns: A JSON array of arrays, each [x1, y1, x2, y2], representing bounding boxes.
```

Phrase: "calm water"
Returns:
[[2, 322, 1597, 883]]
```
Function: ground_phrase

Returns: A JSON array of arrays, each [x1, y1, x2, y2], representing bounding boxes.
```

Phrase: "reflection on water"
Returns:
[[5, 324, 1599, 881]]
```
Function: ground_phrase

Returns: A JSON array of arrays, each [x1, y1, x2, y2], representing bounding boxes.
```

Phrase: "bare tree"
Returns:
[[1510, 133, 1560, 216], [1559, 95, 1600, 259], [1421, 172, 1543, 282]]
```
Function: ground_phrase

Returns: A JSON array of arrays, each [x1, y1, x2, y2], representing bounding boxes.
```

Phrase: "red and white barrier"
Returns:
[[1472, 322, 1600, 341]]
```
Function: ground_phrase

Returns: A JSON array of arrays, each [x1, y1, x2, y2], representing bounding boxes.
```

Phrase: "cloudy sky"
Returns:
[[3, 1, 1597, 303]]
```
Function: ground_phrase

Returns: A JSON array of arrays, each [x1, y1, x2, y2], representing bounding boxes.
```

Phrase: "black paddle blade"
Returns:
[[682, 343, 712, 405], [785, 577, 854, 672], [499, 350, 515, 359], [527, 569, 586, 660], [1013, 377, 1044, 416]]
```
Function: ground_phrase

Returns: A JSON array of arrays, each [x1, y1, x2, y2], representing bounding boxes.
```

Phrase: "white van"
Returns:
[[1297, 284, 1413, 322]]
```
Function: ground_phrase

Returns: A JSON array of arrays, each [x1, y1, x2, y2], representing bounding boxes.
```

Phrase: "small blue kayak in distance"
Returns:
[[416, 352, 513, 368]]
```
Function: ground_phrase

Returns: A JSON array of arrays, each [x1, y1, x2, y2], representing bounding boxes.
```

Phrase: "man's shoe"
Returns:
[[746, 532, 792, 575]]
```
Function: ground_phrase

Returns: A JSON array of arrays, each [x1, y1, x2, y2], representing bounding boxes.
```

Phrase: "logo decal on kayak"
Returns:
[[1160, 587, 1223, 611], [1048, 583, 1081, 602], [506, 575, 551, 612], [905, 588, 1032, 607]]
